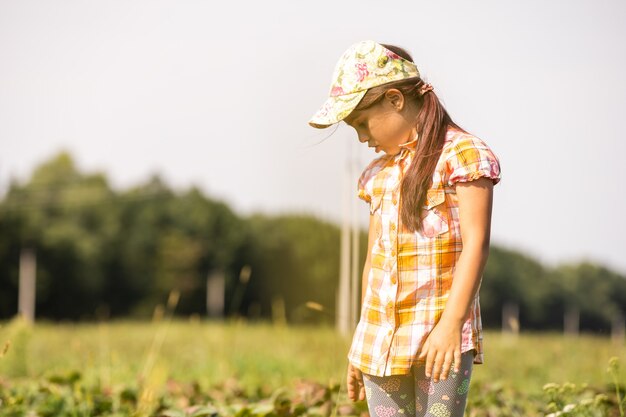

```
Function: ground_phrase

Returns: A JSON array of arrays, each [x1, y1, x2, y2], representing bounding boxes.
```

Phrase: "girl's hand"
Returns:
[[346, 362, 366, 402], [417, 318, 463, 382]]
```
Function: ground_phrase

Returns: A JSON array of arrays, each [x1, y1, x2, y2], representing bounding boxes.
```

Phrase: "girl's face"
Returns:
[[344, 89, 419, 156]]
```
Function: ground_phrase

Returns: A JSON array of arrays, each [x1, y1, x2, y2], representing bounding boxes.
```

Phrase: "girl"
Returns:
[[308, 41, 501, 417]]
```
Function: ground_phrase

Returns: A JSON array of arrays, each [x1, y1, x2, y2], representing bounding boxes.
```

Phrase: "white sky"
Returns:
[[1, 0, 625, 273]]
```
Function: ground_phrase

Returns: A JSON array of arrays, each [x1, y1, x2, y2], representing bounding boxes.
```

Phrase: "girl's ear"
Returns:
[[384, 88, 405, 111]]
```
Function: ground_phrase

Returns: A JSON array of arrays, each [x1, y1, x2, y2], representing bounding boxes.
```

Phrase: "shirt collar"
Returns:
[[390, 127, 460, 164], [398, 136, 418, 150], [393, 135, 419, 163]]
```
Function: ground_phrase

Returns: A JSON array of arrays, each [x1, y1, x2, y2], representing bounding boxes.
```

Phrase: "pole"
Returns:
[[350, 142, 360, 331], [206, 270, 225, 319], [18, 247, 36, 322], [337, 138, 352, 337]]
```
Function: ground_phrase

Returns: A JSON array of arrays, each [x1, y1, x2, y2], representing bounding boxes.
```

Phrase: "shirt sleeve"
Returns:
[[356, 157, 385, 205], [445, 134, 502, 186]]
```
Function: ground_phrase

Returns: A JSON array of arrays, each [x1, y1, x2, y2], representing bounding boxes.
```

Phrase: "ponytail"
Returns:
[[400, 83, 460, 233], [353, 44, 465, 233]]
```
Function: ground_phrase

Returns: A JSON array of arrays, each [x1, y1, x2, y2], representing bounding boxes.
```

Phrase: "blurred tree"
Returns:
[[553, 262, 619, 333], [243, 214, 341, 325], [0, 151, 118, 319], [1, 150, 625, 330], [481, 246, 551, 329], [0, 208, 21, 317], [105, 178, 247, 318]]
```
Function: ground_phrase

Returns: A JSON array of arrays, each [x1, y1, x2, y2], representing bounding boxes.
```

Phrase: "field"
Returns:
[[0, 316, 624, 416]]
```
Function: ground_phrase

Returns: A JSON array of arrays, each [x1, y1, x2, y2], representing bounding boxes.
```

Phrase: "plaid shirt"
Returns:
[[347, 126, 501, 376]]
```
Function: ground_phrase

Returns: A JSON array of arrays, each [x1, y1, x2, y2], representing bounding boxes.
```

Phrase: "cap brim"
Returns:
[[308, 90, 367, 129]]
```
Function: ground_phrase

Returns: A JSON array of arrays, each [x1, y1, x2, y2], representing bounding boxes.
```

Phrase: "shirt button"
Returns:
[[390, 223, 396, 232], [391, 275, 397, 284], [392, 196, 398, 205], [388, 329, 393, 336], [390, 249, 396, 257]]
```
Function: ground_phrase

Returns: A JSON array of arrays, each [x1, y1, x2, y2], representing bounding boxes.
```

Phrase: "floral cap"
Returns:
[[308, 40, 420, 129]]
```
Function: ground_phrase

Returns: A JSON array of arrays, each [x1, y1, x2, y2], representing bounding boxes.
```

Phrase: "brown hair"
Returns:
[[354, 44, 466, 233]]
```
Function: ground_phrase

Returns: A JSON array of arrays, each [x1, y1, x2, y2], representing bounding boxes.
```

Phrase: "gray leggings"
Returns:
[[361, 350, 475, 417]]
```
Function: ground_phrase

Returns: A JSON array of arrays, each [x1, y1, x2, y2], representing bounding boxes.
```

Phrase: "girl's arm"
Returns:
[[418, 176, 495, 382], [361, 213, 377, 306], [347, 213, 378, 403]]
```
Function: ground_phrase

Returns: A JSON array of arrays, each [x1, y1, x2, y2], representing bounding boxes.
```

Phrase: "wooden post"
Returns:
[[271, 295, 287, 327], [18, 247, 36, 323], [337, 159, 351, 337], [564, 305, 580, 336], [502, 301, 519, 336], [350, 154, 360, 331], [206, 270, 225, 319]]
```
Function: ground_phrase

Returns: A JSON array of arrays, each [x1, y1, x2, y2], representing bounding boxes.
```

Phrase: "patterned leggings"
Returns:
[[361, 349, 475, 417]]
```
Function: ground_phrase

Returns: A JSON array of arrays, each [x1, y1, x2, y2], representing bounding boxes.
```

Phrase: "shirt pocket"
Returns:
[[420, 185, 449, 238], [368, 190, 384, 215]]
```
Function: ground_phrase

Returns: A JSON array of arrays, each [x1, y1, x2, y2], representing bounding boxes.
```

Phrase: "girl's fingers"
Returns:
[[347, 365, 366, 402], [347, 367, 357, 401], [454, 349, 462, 373], [347, 380, 353, 401], [352, 380, 359, 401], [432, 351, 445, 382], [357, 371, 365, 401], [424, 349, 435, 378], [440, 351, 454, 380]]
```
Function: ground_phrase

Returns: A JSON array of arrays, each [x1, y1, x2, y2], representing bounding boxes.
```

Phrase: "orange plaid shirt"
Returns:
[[347, 126, 501, 376]]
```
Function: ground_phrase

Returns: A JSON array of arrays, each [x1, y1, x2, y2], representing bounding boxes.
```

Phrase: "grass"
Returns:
[[1, 317, 354, 399], [1, 317, 624, 400]]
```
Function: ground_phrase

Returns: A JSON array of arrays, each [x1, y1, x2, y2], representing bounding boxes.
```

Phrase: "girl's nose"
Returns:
[[358, 134, 368, 143]]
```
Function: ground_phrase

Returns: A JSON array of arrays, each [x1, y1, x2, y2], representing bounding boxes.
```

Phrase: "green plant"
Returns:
[[541, 356, 625, 417], [607, 356, 625, 417], [0, 316, 32, 377]]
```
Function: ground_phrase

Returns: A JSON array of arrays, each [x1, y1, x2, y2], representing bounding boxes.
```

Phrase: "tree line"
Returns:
[[1, 151, 624, 333]]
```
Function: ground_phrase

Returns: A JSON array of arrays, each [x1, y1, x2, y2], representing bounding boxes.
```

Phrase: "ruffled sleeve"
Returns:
[[357, 171, 372, 204], [357, 157, 386, 212], [445, 134, 501, 186]]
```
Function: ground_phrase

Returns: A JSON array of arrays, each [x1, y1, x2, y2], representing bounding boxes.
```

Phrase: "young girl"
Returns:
[[308, 41, 501, 417]]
